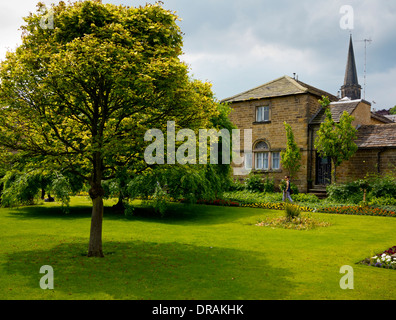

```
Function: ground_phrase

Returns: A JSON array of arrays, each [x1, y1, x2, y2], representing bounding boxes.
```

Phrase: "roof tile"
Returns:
[[221, 75, 337, 103], [356, 123, 396, 148]]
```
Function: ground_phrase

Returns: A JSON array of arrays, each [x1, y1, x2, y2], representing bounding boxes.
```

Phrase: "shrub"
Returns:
[[263, 178, 275, 193], [290, 182, 299, 195], [227, 179, 245, 191], [326, 181, 362, 204], [223, 190, 283, 204], [245, 174, 264, 192], [284, 202, 301, 221], [369, 196, 396, 207], [368, 175, 396, 199], [279, 179, 286, 192], [292, 193, 320, 203], [325, 176, 396, 204], [245, 174, 274, 193]]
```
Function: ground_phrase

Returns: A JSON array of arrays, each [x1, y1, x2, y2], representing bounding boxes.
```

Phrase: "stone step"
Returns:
[[308, 187, 328, 199]]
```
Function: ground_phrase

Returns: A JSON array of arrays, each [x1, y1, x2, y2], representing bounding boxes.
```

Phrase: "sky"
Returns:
[[1, 0, 396, 110]]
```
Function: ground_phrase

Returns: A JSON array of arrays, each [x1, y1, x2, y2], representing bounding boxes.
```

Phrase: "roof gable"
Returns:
[[310, 99, 360, 125], [222, 75, 337, 103]]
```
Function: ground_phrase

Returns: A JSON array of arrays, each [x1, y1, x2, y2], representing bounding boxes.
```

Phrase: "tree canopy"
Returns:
[[0, 1, 220, 257], [314, 96, 358, 183], [280, 122, 301, 179]]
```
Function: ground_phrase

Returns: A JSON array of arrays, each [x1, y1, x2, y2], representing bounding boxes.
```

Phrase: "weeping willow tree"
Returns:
[[0, 167, 76, 211]]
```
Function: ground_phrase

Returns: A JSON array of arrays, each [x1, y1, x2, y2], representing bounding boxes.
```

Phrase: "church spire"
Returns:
[[341, 35, 361, 100]]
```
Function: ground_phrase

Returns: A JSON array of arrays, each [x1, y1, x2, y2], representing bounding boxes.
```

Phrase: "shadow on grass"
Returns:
[[4, 205, 93, 221], [4, 240, 294, 300], [125, 203, 266, 226], [5, 201, 267, 226]]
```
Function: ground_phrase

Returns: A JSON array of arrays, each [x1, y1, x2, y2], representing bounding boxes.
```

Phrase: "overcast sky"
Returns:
[[1, 0, 395, 110]]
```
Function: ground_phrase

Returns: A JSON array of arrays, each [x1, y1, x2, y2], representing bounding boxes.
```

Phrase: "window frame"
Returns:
[[271, 152, 281, 170], [252, 140, 282, 172], [255, 152, 269, 170], [256, 106, 270, 123]]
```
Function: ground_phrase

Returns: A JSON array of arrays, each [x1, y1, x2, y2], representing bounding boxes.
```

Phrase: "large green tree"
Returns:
[[0, 1, 218, 257], [314, 97, 358, 183]]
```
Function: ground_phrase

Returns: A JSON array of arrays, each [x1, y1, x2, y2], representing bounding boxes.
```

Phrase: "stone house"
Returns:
[[222, 36, 395, 193]]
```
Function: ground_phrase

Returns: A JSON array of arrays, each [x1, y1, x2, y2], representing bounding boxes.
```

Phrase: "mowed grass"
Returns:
[[0, 196, 396, 300]]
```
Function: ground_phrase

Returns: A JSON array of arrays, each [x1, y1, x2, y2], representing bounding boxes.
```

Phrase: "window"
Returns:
[[244, 152, 252, 170], [256, 106, 270, 122], [272, 152, 280, 170], [255, 152, 269, 170], [252, 140, 281, 171], [254, 141, 269, 151]]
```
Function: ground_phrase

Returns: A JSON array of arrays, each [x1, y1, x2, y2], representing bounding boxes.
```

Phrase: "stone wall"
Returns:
[[228, 93, 321, 192], [336, 148, 396, 182], [350, 101, 372, 126], [380, 149, 396, 173]]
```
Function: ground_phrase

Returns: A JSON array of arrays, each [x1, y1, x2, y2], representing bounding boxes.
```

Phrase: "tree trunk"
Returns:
[[87, 135, 105, 257], [87, 165, 105, 257], [112, 195, 125, 211], [88, 192, 104, 257]]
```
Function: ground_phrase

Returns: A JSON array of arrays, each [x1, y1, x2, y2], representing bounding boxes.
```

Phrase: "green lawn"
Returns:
[[1, 196, 395, 300]]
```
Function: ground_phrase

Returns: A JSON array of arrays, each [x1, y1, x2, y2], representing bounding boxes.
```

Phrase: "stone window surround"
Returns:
[[249, 139, 283, 173], [254, 103, 271, 124]]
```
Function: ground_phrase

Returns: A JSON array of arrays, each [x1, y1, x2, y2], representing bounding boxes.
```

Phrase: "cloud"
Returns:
[[1, 0, 395, 109], [367, 66, 396, 109], [181, 26, 327, 100], [0, 0, 56, 62], [176, 0, 396, 107]]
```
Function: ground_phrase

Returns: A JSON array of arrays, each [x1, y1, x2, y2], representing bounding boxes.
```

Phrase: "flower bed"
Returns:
[[192, 192, 396, 218], [240, 202, 314, 213], [360, 246, 396, 270], [318, 205, 396, 217], [256, 216, 331, 230], [241, 202, 396, 218]]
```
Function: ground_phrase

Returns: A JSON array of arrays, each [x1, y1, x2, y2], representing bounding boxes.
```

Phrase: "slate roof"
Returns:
[[355, 124, 396, 148], [310, 99, 360, 125], [310, 99, 393, 125], [221, 75, 338, 103]]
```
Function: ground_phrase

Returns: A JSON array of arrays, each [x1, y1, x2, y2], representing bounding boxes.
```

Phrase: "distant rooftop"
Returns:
[[384, 115, 396, 122], [310, 98, 361, 125], [310, 98, 392, 125], [221, 75, 338, 103]]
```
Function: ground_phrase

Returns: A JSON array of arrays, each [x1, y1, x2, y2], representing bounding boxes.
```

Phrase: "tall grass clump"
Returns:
[[284, 202, 301, 221]]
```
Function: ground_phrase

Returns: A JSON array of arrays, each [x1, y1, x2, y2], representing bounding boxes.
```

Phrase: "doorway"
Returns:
[[316, 155, 331, 185]]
